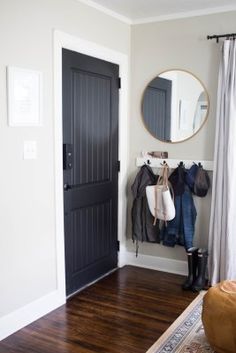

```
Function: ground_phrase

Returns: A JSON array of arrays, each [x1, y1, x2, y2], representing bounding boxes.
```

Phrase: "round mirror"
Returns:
[[142, 70, 209, 143]]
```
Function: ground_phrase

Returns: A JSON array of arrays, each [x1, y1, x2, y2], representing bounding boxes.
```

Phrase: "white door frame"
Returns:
[[53, 30, 129, 300]]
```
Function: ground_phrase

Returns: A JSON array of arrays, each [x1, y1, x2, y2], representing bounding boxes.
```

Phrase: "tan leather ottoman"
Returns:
[[202, 280, 236, 353]]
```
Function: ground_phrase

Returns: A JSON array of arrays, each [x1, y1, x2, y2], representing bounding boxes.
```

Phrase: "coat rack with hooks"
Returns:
[[136, 157, 214, 171]]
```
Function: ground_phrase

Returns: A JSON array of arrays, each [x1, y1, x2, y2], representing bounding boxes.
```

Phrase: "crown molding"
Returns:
[[132, 4, 236, 24], [75, 0, 132, 24], [76, 0, 236, 25]]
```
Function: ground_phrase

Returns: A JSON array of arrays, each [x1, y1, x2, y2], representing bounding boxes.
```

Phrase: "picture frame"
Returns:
[[7, 66, 43, 126]]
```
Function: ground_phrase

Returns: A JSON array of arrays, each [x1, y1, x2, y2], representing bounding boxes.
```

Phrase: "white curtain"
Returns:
[[209, 40, 236, 285]]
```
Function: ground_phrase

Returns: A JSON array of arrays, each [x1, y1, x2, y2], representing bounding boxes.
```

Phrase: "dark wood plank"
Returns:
[[0, 266, 197, 353]]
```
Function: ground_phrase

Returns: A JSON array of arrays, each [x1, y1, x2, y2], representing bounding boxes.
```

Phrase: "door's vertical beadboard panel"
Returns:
[[73, 71, 111, 185], [72, 200, 113, 273]]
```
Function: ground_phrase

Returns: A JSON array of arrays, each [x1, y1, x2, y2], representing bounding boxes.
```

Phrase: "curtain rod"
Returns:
[[207, 33, 236, 43]]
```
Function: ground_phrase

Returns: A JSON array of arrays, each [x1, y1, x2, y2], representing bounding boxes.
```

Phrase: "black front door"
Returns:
[[62, 49, 119, 296], [143, 76, 172, 141]]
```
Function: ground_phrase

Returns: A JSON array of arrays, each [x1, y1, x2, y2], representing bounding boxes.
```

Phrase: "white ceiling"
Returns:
[[78, 0, 236, 24]]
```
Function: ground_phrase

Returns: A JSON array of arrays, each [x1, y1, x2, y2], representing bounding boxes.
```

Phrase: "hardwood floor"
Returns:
[[0, 266, 197, 353]]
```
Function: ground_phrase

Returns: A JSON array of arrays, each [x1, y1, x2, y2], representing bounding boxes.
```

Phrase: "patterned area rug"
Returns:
[[146, 292, 214, 353]]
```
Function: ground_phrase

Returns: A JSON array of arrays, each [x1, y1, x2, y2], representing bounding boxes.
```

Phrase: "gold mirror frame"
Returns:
[[141, 69, 210, 144]]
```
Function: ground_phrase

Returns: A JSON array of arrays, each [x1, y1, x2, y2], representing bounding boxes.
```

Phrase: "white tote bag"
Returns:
[[146, 163, 175, 225]]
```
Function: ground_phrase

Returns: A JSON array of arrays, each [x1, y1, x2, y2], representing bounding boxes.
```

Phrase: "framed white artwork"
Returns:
[[7, 67, 42, 126]]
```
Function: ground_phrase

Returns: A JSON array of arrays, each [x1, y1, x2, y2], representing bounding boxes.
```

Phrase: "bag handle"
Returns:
[[156, 163, 169, 186], [153, 163, 170, 225]]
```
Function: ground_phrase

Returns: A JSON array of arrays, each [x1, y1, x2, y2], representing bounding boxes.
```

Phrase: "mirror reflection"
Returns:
[[142, 70, 209, 143]]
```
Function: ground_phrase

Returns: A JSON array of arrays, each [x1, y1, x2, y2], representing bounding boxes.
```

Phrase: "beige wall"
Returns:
[[127, 11, 236, 260], [1, 0, 235, 322], [0, 0, 130, 317]]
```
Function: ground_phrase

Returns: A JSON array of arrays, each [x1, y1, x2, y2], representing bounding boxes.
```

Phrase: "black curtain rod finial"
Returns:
[[207, 32, 236, 43]]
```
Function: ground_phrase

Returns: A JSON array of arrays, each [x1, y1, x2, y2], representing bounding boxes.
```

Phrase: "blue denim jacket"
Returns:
[[161, 186, 197, 250]]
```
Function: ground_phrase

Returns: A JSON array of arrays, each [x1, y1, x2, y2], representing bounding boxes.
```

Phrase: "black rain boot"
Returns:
[[182, 247, 198, 290], [191, 248, 208, 292]]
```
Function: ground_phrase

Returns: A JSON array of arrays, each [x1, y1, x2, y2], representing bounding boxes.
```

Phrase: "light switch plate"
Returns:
[[23, 140, 37, 160]]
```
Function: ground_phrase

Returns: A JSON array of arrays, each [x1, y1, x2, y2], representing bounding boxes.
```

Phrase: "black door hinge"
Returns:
[[117, 160, 120, 172], [118, 77, 121, 89], [117, 240, 120, 252], [63, 143, 73, 170]]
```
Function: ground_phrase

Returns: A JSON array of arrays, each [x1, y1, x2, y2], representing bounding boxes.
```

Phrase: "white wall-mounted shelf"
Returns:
[[136, 157, 214, 171]]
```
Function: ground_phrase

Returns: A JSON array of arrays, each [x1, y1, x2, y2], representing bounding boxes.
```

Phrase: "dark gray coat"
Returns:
[[131, 165, 160, 246]]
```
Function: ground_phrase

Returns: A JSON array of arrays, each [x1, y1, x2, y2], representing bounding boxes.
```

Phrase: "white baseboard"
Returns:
[[0, 290, 65, 341], [118, 243, 129, 267], [120, 249, 188, 276]]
